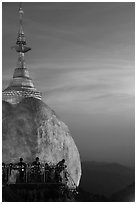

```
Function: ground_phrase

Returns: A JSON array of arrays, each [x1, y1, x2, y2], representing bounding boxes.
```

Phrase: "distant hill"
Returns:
[[110, 182, 135, 201], [76, 182, 135, 202], [79, 161, 135, 197]]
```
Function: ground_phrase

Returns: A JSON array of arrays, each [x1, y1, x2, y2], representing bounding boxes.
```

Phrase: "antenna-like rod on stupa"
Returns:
[[12, 2, 31, 68], [18, 2, 24, 39]]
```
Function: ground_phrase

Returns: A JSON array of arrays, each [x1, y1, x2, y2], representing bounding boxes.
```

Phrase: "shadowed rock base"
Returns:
[[2, 184, 76, 202]]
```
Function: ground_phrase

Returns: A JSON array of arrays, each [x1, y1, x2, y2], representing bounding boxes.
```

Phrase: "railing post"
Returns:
[[44, 169, 45, 183], [25, 168, 27, 183]]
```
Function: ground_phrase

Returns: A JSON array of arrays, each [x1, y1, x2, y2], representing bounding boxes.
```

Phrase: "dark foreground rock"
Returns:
[[3, 183, 134, 202], [75, 188, 108, 202], [2, 184, 109, 202], [2, 184, 76, 202]]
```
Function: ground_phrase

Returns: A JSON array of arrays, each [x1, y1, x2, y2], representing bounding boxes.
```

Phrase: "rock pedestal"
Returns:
[[2, 97, 81, 187]]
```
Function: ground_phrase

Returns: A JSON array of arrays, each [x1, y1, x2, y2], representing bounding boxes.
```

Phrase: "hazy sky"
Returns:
[[2, 2, 135, 166]]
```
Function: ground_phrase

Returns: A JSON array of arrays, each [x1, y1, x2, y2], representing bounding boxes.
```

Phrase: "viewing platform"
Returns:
[[2, 162, 77, 202]]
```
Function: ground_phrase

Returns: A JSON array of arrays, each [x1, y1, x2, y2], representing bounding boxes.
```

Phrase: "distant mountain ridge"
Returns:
[[79, 161, 135, 197], [76, 182, 135, 202], [110, 182, 135, 201]]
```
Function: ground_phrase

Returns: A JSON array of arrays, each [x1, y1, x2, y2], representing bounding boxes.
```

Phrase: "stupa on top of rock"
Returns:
[[2, 3, 41, 104], [2, 3, 81, 189]]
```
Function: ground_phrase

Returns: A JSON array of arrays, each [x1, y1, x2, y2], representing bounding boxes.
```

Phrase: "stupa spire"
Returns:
[[2, 3, 42, 104], [18, 2, 24, 38], [12, 3, 31, 68]]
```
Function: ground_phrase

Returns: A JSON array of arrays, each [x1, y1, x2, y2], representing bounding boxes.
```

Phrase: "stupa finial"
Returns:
[[17, 2, 26, 45], [12, 2, 31, 68]]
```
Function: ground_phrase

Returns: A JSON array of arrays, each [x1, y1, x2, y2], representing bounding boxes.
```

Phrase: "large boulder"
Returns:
[[2, 97, 81, 186]]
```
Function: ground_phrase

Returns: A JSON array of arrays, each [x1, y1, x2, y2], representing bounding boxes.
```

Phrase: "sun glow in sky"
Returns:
[[2, 2, 135, 166]]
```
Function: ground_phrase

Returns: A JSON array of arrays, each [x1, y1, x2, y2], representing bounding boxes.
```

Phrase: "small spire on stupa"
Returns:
[[2, 3, 42, 104], [17, 2, 26, 45], [12, 2, 31, 69]]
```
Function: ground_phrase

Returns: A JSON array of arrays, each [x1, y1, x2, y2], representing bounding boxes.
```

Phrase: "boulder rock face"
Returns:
[[2, 97, 81, 186]]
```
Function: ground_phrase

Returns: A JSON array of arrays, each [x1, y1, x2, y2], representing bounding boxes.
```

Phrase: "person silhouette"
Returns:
[[32, 157, 41, 182], [45, 163, 50, 182], [55, 159, 67, 183], [18, 158, 26, 182], [32, 157, 40, 169]]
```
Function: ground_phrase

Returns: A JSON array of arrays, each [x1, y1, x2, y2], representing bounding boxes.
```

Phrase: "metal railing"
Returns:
[[2, 163, 76, 189]]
